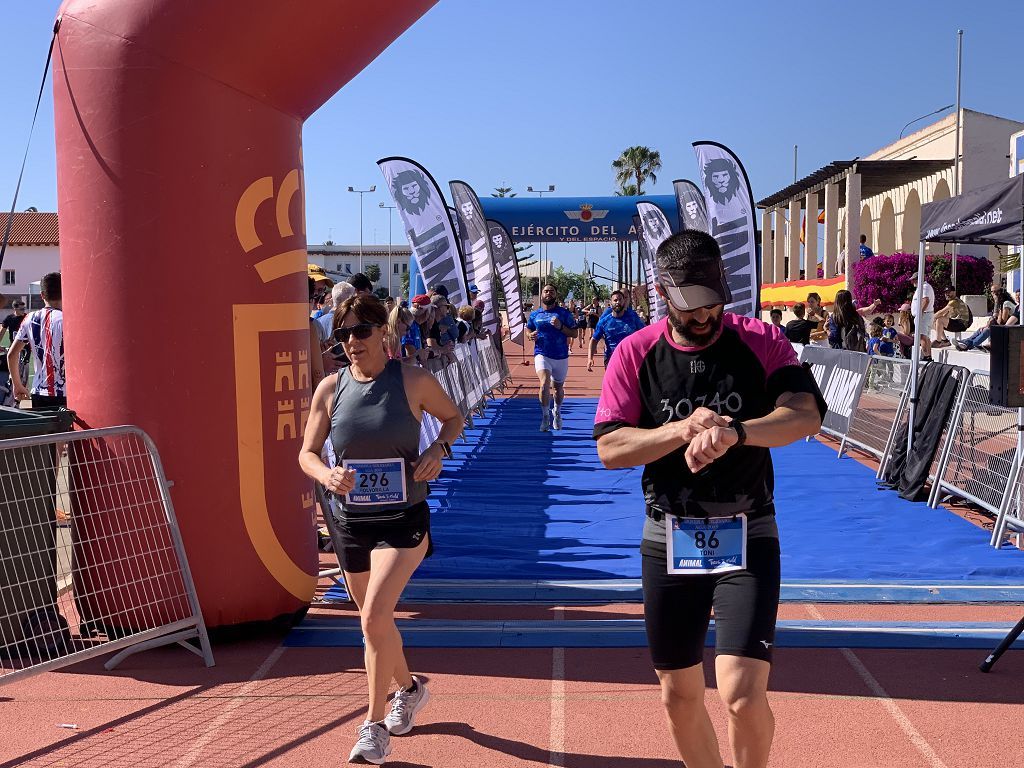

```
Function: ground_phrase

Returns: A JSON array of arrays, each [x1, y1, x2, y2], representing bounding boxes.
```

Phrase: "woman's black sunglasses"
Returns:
[[333, 323, 380, 343]]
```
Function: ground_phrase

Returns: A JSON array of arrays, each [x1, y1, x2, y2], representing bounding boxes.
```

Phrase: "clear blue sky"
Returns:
[[2, 1, 1022, 274]]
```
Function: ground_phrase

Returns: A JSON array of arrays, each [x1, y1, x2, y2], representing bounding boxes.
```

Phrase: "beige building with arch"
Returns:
[[758, 108, 1024, 286]]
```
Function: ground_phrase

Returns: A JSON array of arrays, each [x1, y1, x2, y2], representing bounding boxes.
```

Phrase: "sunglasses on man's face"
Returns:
[[333, 323, 380, 343]]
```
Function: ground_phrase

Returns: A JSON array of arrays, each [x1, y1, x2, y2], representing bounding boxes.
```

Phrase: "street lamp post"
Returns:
[[380, 202, 396, 297], [347, 185, 376, 274], [527, 184, 555, 302]]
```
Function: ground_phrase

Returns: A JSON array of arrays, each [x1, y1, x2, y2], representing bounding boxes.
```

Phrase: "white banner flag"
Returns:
[[635, 203, 671, 321], [692, 141, 760, 317], [378, 157, 469, 307]]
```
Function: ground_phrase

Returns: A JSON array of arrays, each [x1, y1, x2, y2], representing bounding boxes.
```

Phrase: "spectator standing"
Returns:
[[1, 298, 28, 345], [1, 299, 30, 398], [911, 278, 936, 359], [826, 289, 866, 352], [348, 272, 374, 296], [784, 302, 818, 345], [866, 320, 894, 357], [931, 287, 971, 347], [896, 303, 916, 357], [6, 272, 65, 409], [387, 306, 417, 363], [858, 234, 874, 260]]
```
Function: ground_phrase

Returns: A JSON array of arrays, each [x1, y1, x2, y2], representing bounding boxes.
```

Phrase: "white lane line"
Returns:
[[549, 606, 566, 767], [805, 606, 948, 768], [175, 645, 286, 768]]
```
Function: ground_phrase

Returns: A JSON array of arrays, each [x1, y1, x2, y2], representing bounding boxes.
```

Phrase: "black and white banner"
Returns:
[[673, 178, 709, 233], [487, 219, 527, 345], [378, 157, 469, 308], [799, 346, 870, 437], [633, 211, 667, 321], [450, 181, 499, 334], [692, 142, 760, 318]]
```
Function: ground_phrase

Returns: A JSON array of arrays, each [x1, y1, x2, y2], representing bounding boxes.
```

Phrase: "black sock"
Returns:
[[405, 679, 418, 693]]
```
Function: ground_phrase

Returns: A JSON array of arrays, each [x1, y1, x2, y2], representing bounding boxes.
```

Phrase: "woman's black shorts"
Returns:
[[328, 501, 433, 573], [641, 537, 781, 670]]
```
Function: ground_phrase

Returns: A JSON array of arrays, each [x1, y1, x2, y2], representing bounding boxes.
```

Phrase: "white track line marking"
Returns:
[[805, 606, 948, 768], [175, 645, 286, 768], [549, 606, 566, 767]]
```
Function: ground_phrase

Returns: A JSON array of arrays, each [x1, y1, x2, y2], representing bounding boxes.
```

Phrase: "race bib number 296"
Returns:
[[342, 458, 407, 505]]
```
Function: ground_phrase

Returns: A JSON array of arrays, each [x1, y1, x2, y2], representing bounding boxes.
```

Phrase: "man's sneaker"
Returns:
[[384, 676, 431, 735], [349, 720, 391, 765], [551, 409, 562, 430], [540, 412, 551, 432]]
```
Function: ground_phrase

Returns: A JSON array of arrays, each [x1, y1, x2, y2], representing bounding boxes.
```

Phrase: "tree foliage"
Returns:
[[364, 263, 381, 284], [612, 146, 662, 196], [520, 266, 609, 307]]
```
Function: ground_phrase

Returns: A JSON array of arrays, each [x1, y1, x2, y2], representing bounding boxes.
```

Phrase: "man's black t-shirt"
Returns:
[[593, 314, 826, 551], [784, 318, 818, 345]]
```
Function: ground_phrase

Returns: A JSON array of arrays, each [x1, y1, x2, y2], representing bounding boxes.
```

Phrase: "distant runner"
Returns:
[[527, 284, 576, 432], [588, 289, 645, 371]]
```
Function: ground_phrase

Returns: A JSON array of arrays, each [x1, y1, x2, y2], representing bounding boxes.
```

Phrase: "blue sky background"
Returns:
[[2, 1, 1022, 273]]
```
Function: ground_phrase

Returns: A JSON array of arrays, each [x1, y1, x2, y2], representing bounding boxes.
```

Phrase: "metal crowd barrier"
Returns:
[[1, 427, 214, 687], [417, 337, 507, 452], [993, 457, 1024, 548], [928, 370, 1019, 519], [796, 348, 1021, 546], [841, 357, 913, 462]]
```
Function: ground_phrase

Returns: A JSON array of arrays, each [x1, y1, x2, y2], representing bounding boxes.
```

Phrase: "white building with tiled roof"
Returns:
[[0, 212, 60, 310], [306, 243, 413, 298]]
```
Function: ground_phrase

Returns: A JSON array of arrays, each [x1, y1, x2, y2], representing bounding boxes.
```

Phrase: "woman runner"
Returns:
[[299, 294, 462, 765]]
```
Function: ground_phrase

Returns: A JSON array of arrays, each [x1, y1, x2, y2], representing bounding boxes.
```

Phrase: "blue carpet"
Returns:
[[327, 397, 1024, 600]]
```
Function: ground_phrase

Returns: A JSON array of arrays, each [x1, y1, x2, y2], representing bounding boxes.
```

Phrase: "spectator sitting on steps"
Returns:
[[931, 287, 970, 348], [955, 284, 1017, 352]]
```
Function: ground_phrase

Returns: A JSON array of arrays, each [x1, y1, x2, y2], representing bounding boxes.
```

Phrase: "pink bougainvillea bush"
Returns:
[[849, 253, 993, 312]]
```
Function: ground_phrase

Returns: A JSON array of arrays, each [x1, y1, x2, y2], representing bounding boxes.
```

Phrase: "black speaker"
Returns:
[[988, 325, 1024, 407]]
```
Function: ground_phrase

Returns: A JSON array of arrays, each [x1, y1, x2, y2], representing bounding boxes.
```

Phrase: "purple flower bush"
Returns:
[[849, 252, 993, 312]]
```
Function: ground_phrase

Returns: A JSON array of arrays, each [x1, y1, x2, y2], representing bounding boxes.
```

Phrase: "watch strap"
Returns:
[[732, 421, 747, 447]]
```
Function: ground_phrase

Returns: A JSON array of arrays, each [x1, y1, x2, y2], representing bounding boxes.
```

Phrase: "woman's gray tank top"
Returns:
[[329, 359, 427, 522]]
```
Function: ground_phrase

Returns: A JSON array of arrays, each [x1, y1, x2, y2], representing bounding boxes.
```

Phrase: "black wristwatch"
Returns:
[[731, 421, 747, 447], [433, 440, 452, 458]]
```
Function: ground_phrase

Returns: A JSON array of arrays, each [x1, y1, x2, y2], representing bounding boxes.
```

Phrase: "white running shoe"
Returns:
[[349, 720, 391, 764], [540, 412, 551, 432], [384, 676, 431, 735], [551, 409, 562, 430]]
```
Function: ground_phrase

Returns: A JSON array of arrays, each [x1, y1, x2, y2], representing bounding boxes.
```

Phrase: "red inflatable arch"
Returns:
[[53, 0, 436, 626]]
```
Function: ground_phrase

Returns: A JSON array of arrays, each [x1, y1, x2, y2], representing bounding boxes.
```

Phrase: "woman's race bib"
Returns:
[[342, 458, 407, 505]]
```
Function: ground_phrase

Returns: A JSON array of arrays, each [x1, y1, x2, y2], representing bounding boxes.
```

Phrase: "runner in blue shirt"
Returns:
[[527, 284, 577, 432], [589, 290, 646, 371]]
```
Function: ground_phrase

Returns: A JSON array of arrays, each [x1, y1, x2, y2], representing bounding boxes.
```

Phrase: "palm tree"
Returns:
[[613, 147, 661, 292], [612, 146, 662, 196]]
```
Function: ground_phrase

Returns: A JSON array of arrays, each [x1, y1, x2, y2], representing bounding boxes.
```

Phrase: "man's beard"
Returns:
[[542, 297, 556, 307], [668, 309, 723, 346]]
